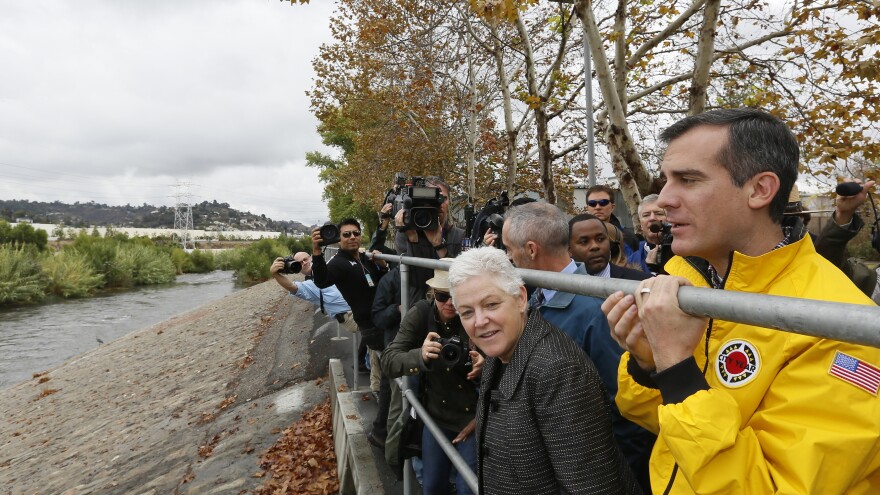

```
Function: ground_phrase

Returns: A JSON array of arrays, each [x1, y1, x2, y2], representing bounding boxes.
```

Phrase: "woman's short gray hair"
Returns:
[[449, 247, 523, 303]]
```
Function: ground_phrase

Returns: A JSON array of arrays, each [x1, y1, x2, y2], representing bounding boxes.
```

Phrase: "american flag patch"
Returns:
[[829, 352, 880, 395]]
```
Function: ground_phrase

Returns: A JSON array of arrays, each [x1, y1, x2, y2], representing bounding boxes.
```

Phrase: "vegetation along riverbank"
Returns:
[[0, 220, 313, 307]]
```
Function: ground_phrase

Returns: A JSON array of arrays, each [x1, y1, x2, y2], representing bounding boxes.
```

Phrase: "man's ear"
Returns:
[[525, 240, 539, 261], [747, 172, 780, 211]]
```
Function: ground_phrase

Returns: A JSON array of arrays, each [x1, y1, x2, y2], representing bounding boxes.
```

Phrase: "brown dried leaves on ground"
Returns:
[[254, 398, 338, 494]]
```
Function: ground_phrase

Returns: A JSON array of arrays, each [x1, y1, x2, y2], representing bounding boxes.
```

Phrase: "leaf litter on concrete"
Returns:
[[253, 397, 339, 494]]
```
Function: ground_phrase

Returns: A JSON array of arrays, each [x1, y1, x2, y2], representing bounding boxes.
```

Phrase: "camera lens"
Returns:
[[411, 207, 437, 230], [440, 345, 460, 365]]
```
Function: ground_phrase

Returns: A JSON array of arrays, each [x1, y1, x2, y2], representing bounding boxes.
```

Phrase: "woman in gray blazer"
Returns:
[[449, 247, 642, 495]]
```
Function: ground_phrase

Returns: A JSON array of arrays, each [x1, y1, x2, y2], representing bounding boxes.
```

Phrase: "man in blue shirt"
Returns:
[[270, 252, 351, 318], [502, 202, 654, 492]]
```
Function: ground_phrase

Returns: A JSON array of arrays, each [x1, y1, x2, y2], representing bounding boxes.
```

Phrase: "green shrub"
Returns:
[[213, 248, 241, 271], [168, 247, 193, 274], [43, 250, 104, 298], [0, 220, 49, 251], [187, 249, 216, 273], [0, 246, 47, 305], [114, 244, 176, 286], [220, 239, 288, 285]]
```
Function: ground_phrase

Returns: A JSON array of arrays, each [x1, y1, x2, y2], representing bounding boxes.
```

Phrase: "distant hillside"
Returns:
[[0, 199, 314, 235]]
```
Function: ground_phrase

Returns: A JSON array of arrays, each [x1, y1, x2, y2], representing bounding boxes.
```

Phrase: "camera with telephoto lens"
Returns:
[[387, 175, 443, 231], [647, 222, 674, 274], [280, 256, 302, 274], [318, 223, 341, 246], [431, 335, 472, 372]]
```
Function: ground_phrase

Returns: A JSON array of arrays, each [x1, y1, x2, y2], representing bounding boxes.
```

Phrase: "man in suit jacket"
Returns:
[[569, 213, 651, 281], [503, 203, 654, 491]]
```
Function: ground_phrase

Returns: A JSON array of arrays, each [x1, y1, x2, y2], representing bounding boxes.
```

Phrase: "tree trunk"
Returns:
[[515, 15, 556, 204], [689, 0, 721, 115], [575, 0, 652, 219]]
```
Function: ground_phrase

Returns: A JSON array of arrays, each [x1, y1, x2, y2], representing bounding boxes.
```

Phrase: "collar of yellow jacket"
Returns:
[[665, 234, 816, 293]]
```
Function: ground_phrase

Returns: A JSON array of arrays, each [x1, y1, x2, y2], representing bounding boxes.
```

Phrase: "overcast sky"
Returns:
[[0, 0, 337, 225]]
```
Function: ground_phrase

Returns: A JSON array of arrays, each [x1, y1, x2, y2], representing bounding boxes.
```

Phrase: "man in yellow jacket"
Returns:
[[602, 108, 880, 494]]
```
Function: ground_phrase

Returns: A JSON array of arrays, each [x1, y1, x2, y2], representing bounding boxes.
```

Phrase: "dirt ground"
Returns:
[[0, 279, 351, 495]]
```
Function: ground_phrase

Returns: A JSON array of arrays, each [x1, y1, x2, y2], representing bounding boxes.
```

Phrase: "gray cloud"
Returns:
[[0, 0, 336, 223]]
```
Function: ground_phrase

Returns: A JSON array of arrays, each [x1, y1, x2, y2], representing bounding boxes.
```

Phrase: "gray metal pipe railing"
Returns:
[[371, 253, 880, 349], [394, 377, 480, 495]]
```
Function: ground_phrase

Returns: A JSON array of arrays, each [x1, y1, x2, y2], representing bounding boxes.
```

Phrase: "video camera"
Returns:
[[470, 191, 510, 251], [384, 174, 444, 231], [647, 222, 674, 274]]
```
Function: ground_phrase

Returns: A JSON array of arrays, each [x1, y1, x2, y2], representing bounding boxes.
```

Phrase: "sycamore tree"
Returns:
[[293, 0, 879, 222], [471, 0, 880, 216]]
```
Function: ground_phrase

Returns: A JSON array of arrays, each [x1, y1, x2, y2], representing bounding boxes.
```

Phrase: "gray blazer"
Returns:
[[476, 310, 642, 495]]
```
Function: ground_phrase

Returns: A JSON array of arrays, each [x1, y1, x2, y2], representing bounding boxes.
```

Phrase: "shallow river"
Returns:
[[0, 271, 240, 389]]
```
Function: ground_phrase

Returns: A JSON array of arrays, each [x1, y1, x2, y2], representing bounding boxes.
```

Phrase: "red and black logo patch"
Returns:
[[716, 340, 761, 387]]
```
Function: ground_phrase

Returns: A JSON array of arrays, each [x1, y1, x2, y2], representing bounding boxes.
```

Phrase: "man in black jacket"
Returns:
[[311, 218, 389, 348], [394, 176, 466, 304]]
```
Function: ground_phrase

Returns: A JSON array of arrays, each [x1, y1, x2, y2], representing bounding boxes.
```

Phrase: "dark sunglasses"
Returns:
[[434, 291, 452, 303], [587, 199, 612, 207], [341, 230, 362, 238]]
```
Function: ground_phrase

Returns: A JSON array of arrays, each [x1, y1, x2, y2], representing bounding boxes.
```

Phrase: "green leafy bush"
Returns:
[[187, 249, 216, 273], [0, 246, 47, 305], [114, 244, 176, 286], [43, 250, 104, 298]]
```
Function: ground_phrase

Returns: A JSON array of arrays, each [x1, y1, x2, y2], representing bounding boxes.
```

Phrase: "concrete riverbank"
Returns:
[[0, 280, 352, 494]]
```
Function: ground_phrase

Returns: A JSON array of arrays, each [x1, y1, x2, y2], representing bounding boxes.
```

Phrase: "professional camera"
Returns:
[[431, 335, 473, 372], [471, 191, 510, 250], [318, 223, 341, 246], [280, 255, 302, 274], [382, 172, 408, 219], [387, 175, 443, 231], [647, 222, 674, 274]]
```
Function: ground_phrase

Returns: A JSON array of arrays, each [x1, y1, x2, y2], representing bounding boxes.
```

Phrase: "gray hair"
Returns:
[[637, 194, 661, 216], [449, 247, 523, 304], [503, 202, 569, 256]]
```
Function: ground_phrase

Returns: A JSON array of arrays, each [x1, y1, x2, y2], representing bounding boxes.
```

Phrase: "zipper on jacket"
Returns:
[[661, 318, 714, 494]]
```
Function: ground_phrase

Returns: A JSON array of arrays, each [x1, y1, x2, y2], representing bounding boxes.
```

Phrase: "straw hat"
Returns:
[[425, 258, 453, 291]]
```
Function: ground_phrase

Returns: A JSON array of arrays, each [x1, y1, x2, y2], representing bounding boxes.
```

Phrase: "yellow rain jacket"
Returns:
[[616, 235, 880, 494]]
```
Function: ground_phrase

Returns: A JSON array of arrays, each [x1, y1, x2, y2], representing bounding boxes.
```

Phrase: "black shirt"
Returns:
[[312, 249, 387, 329]]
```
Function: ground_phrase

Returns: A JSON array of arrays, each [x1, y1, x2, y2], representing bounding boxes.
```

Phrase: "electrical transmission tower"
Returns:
[[171, 181, 195, 250]]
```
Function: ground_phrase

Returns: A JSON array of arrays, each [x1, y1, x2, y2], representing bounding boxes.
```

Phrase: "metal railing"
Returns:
[[365, 252, 880, 495], [374, 253, 880, 348]]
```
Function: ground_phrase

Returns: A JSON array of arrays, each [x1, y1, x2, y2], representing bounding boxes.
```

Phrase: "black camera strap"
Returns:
[[319, 290, 325, 315]]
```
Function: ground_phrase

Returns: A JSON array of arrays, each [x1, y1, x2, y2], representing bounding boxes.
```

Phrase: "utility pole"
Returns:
[[171, 181, 195, 250]]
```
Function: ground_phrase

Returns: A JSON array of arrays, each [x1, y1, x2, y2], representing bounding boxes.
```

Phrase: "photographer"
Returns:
[[269, 252, 352, 319], [311, 219, 389, 350], [814, 179, 878, 300], [394, 176, 465, 303], [381, 266, 483, 495], [627, 194, 668, 274]]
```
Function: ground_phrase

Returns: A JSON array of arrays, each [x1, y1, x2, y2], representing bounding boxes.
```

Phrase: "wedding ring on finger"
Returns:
[[640, 287, 652, 295]]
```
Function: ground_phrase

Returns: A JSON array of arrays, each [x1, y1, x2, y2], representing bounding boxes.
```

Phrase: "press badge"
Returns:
[[365, 273, 375, 287]]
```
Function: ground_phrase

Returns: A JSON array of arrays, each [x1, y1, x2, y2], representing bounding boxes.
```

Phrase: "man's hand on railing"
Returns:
[[452, 418, 476, 445]]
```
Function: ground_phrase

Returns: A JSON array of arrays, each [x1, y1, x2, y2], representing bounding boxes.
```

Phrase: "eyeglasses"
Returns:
[[434, 291, 452, 303], [439, 194, 447, 204], [341, 231, 362, 238], [587, 199, 612, 207]]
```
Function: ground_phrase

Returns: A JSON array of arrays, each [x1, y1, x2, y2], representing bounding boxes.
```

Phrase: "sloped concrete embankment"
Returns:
[[0, 280, 343, 495]]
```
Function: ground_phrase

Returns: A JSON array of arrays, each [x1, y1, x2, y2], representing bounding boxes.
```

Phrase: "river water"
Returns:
[[0, 271, 241, 389]]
